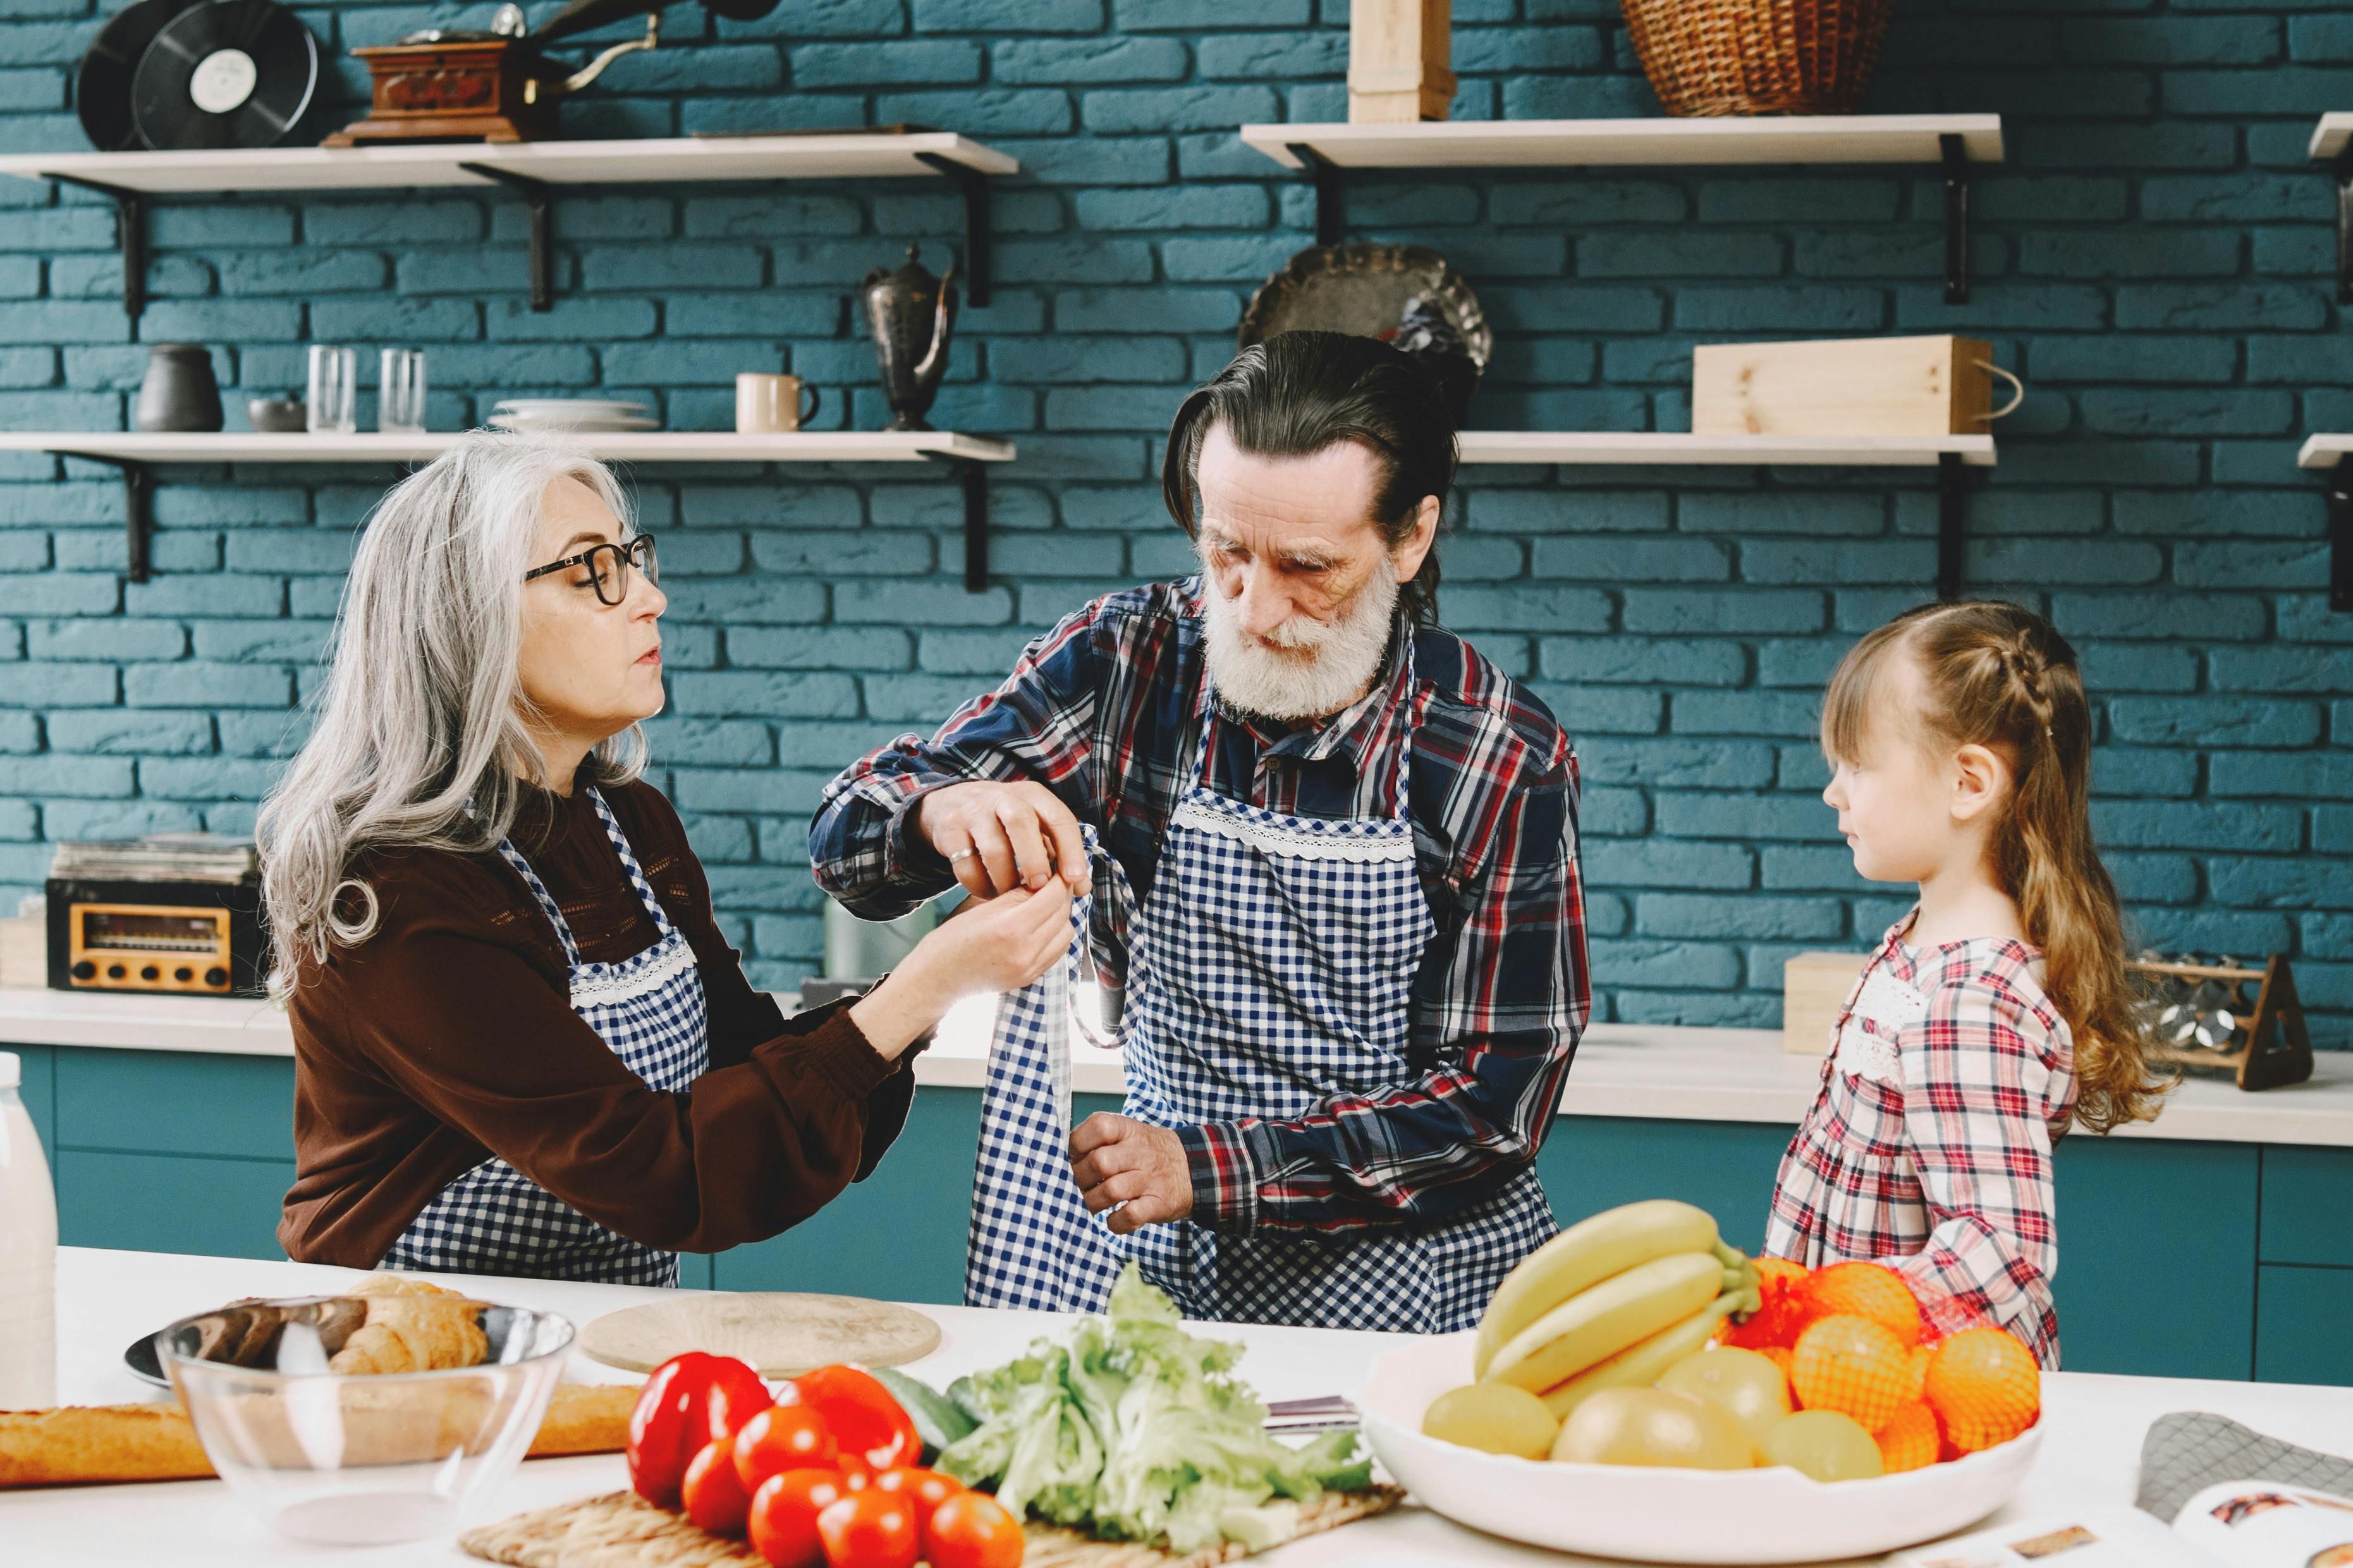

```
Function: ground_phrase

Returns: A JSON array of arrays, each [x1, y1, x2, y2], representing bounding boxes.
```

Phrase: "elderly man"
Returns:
[[811, 331, 1589, 1332]]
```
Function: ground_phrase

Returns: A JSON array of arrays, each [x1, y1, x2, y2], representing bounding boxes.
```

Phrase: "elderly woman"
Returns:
[[263, 434, 1070, 1282]]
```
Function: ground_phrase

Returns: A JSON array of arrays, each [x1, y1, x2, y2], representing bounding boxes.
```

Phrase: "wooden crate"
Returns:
[[1348, 0, 1455, 123], [1783, 949, 1871, 1055], [1693, 335, 1995, 437]]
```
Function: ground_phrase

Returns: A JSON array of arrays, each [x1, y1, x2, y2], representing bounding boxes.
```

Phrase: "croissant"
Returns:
[[326, 1274, 491, 1375]]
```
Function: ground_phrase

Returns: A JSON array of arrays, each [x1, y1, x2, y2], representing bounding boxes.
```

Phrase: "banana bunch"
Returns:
[[1476, 1200, 1761, 1419]]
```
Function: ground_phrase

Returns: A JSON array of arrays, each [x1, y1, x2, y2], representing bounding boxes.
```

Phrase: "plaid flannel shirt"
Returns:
[[810, 578, 1589, 1234], [1764, 918, 2078, 1368]]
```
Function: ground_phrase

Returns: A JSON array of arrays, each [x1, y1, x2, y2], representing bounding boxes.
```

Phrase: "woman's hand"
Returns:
[[847, 878, 1075, 1061], [910, 782, 1092, 901]]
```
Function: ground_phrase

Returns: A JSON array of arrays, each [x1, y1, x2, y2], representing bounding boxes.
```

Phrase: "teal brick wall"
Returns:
[[3, 1, 2351, 1041]]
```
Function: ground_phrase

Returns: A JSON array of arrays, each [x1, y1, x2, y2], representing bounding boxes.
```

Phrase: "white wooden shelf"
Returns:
[[2296, 434, 2353, 470], [3, 428, 1013, 588], [2299, 435, 2353, 613], [0, 430, 1013, 465], [1241, 114, 2000, 304], [1457, 432, 1995, 468], [1240, 114, 2003, 171], [0, 133, 1016, 194], [2307, 114, 2353, 161], [0, 133, 1017, 317]]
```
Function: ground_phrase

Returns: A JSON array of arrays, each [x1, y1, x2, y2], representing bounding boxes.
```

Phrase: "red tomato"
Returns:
[[924, 1492, 1025, 1568], [628, 1352, 773, 1508], [816, 1488, 919, 1568], [682, 1436, 752, 1537], [748, 1468, 853, 1568], [733, 1403, 840, 1492], [872, 1465, 962, 1520], [787, 1366, 921, 1474]]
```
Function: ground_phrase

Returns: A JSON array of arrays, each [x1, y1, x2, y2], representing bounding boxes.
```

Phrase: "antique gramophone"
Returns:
[[326, 0, 774, 145]]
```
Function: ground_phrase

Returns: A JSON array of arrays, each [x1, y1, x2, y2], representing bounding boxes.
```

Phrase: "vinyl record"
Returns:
[[76, 0, 207, 152], [130, 0, 318, 152]]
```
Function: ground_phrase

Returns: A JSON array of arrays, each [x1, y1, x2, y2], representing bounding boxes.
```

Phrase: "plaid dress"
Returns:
[[1764, 915, 2077, 1368]]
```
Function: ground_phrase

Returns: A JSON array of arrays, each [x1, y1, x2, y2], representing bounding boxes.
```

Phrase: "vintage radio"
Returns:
[[44, 836, 267, 998]]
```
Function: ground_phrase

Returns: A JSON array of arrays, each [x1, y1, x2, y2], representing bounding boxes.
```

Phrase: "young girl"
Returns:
[[1765, 600, 2164, 1370]]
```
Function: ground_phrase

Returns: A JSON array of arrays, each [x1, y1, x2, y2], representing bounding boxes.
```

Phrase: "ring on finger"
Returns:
[[949, 848, 975, 863]]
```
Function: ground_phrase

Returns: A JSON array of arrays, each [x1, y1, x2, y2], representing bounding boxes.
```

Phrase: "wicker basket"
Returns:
[[1620, 0, 1895, 118]]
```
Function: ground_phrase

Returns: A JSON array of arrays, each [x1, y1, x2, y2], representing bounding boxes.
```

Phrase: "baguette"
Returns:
[[0, 1383, 642, 1488]]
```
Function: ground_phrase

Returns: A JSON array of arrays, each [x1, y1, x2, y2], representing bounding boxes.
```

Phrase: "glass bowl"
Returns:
[[157, 1293, 574, 1547]]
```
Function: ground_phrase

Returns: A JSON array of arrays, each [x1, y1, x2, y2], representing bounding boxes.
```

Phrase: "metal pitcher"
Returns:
[[861, 245, 958, 433]]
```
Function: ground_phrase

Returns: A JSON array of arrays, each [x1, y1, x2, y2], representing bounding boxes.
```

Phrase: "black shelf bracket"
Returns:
[[1287, 143, 1345, 247], [51, 449, 152, 583], [913, 153, 994, 308], [1936, 451, 1969, 602], [50, 174, 147, 321], [2328, 456, 2353, 612], [458, 162, 556, 312], [920, 452, 991, 590], [1941, 133, 1972, 306], [2334, 146, 2353, 307]]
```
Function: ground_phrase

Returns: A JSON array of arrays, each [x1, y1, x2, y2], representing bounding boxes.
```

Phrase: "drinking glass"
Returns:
[[379, 349, 427, 435], [306, 346, 357, 434]]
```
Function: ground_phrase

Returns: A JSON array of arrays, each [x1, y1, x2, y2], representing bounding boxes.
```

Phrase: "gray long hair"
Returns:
[[257, 432, 648, 995]]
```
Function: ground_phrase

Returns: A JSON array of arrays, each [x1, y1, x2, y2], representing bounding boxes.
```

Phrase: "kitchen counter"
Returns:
[[14, 1246, 2353, 1567], [7, 984, 2353, 1146]]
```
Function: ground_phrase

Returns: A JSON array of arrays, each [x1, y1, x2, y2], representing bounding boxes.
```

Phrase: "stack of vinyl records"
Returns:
[[79, 0, 319, 153], [49, 834, 259, 886]]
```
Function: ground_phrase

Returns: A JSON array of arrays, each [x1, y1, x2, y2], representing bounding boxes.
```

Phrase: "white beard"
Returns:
[[1201, 566, 1401, 722]]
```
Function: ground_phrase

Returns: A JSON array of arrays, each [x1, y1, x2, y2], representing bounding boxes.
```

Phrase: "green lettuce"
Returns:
[[939, 1265, 1371, 1555]]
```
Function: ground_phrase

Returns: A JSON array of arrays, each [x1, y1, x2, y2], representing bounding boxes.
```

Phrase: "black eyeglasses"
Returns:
[[522, 534, 657, 607]]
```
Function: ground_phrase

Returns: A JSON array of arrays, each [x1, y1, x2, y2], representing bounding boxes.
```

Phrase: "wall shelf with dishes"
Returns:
[[1238, 114, 2004, 305], [0, 133, 1018, 320], [0, 430, 1015, 591], [2294, 435, 2353, 612]]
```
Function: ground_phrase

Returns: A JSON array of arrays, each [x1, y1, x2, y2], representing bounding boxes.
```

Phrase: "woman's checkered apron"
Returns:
[[382, 787, 708, 1285], [966, 666, 1556, 1330]]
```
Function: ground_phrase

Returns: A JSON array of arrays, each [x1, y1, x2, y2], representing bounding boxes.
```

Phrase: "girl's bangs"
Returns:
[[1820, 633, 1898, 764]]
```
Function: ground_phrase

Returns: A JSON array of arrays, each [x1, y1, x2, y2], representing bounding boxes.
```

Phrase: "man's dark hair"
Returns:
[[1161, 331, 1458, 628]]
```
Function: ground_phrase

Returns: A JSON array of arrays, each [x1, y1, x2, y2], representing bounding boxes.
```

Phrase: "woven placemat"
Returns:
[[462, 1486, 1405, 1568]]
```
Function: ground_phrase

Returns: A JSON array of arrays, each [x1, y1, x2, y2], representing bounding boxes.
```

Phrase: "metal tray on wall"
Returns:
[[1238, 243, 1492, 421]]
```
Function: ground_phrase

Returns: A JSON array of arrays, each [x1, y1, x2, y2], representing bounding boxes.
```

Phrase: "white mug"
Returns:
[[736, 373, 821, 434]]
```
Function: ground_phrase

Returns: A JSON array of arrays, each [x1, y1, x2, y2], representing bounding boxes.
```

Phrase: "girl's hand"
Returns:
[[848, 879, 1074, 1059]]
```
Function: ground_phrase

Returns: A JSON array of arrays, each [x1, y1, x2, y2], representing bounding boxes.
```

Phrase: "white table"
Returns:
[[10, 1248, 2352, 1567]]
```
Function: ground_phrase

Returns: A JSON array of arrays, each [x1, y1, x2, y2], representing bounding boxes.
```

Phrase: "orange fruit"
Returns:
[[1759, 1345, 1796, 1387], [1721, 1258, 1811, 1350], [1874, 1401, 1940, 1473], [1790, 1314, 1912, 1434], [1924, 1328, 2041, 1452], [1794, 1261, 1922, 1346], [1904, 1346, 1932, 1404]]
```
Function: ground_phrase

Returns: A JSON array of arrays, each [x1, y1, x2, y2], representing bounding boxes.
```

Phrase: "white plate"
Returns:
[[492, 399, 647, 414], [490, 416, 661, 432], [1359, 1330, 2042, 1565]]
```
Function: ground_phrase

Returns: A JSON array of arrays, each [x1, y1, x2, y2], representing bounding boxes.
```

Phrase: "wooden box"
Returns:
[[1349, 0, 1455, 124], [1693, 335, 1994, 438], [1783, 949, 1871, 1056]]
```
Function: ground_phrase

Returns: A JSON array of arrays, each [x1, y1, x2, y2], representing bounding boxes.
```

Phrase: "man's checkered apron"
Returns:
[[382, 787, 708, 1285], [966, 665, 1556, 1330]]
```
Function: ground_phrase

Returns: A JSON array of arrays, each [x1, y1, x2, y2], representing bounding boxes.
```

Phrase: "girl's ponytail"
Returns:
[[1826, 602, 2168, 1131]]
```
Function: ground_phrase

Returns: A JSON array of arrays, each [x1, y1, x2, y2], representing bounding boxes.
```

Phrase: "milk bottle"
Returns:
[[0, 1051, 57, 1407]]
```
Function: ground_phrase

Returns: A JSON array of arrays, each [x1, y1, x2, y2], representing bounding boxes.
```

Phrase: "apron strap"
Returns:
[[585, 786, 681, 940], [489, 833, 584, 969]]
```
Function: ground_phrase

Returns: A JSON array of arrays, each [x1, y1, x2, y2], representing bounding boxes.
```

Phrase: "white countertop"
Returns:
[[6, 985, 2353, 1146], [15, 1246, 2353, 1567]]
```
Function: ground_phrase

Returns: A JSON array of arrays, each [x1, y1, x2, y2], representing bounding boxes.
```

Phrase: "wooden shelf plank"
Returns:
[[1457, 432, 1996, 468], [2298, 434, 2353, 470], [0, 430, 1016, 464], [0, 133, 1018, 195], [2309, 114, 2353, 161], [1241, 114, 2004, 172]]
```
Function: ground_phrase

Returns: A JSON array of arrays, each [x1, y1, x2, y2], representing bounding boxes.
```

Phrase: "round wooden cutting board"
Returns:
[[579, 1292, 942, 1378]]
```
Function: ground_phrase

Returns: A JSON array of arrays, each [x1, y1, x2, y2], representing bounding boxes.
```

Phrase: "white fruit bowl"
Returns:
[[1359, 1330, 2042, 1565]]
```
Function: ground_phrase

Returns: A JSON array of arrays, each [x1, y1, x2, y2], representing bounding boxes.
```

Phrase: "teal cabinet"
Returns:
[[2054, 1137, 2258, 1380], [56, 1149, 297, 1260], [1537, 1115, 1792, 1252], [2259, 1147, 2353, 1268], [55, 1047, 293, 1159], [2254, 1266, 2353, 1385]]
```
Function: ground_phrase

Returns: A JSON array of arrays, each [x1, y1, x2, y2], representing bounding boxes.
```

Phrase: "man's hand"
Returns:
[[910, 781, 1091, 902], [1068, 1113, 1194, 1235]]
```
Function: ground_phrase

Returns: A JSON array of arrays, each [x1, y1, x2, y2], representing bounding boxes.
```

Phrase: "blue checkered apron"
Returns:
[[382, 787, 709, 1285], [966, 660, 1556, 1330]]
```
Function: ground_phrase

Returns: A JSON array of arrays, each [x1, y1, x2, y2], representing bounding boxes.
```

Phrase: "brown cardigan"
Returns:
[[278, 775, 917, 1268]]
